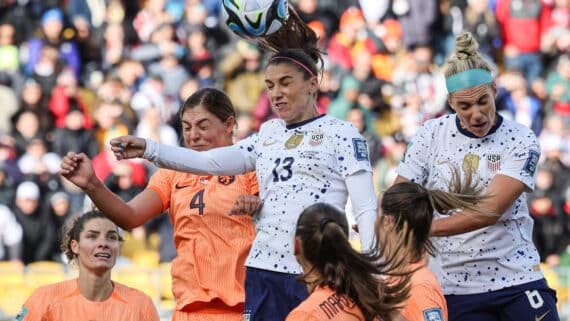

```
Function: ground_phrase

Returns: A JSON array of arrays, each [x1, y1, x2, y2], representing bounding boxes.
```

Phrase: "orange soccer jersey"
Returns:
[[401, 263, 448, 321], [286, 286, 365, 321], [17, 279, 159, 321], [147, 169, 257, 311]]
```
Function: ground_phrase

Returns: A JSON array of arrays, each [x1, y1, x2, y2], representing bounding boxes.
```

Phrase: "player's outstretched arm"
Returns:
[[60, 152, 163, 229]]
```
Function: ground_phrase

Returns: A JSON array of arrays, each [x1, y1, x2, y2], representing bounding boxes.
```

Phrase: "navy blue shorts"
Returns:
[[243, 267, 308, 321], [445, 278, 559, 321]]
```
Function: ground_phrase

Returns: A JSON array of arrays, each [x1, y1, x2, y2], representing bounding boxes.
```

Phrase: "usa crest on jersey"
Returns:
[[487, 154, 501, 172]]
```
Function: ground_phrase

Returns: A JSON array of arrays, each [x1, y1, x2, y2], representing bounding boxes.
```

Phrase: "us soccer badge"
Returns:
[[285, 133, 304, 149]]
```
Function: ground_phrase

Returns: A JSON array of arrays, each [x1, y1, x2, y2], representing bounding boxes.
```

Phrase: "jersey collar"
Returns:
[[285, 114, 326, 130], [455, 113, 503, 138]]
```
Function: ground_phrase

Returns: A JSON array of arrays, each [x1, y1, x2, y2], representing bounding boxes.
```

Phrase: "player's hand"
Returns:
[[110, 136, 146, 160], [60, 152, 97, 190], [228, 195, 263, 216]]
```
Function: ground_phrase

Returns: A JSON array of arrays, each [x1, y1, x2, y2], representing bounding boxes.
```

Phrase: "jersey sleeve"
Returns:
[[18, 288, 49, 321], [396, 122, 433, 184], [498, 130, 541, 192], [334, 125, 372, 177], [235, 133, 260, 173], [146, 168, 175, 211], [143, 139, 253, 175]]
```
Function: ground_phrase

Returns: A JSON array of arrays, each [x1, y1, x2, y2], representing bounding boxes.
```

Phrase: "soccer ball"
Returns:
[[221, 0, 289, 38]]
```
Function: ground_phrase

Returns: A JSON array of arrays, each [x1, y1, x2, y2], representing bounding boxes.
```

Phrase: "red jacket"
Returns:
[[496, 0, 552, 53]]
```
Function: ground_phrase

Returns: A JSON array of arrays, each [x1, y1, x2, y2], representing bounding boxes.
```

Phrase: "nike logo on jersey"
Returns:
[[175, 183, 191, 189], [435, 160, 450, 165], [535, 310, 550, 321]]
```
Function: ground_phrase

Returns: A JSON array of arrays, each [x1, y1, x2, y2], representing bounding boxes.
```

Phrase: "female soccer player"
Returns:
[[108, 10, 378, 321], [286, 202, 412, 321], [60, 88, 258, 321], [16, 210, 159, 321], [395, 32, 560, 321]]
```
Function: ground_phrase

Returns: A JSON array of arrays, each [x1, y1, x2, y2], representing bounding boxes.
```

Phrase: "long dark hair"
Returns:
[[258, 6, 325, 80], [380, 165, 494, 261], [295, 203, 414, 321]]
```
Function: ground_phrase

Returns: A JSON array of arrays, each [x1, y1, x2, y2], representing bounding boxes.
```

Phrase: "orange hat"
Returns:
[[380, 19, 402, 40], [339, 7, 365, 29]]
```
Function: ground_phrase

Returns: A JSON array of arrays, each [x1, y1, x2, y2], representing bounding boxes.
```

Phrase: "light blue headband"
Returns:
[[445, 69, 493, 93]]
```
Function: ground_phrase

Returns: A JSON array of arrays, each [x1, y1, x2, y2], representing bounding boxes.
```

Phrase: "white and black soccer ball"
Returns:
[[221, 0, 289, 38]]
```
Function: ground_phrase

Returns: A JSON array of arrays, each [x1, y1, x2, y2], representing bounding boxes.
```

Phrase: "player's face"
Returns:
[[181, 105, 234, 151], [72, 218, 119, 273], [448, 83, 497, 137], [265, 63, 319, 125]]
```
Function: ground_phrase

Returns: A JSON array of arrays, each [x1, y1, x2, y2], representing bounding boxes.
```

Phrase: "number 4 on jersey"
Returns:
[[190, 189, 205, 215]]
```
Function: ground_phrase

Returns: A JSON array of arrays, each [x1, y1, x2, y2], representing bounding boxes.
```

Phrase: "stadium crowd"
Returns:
[[0, 0, 569, 315]]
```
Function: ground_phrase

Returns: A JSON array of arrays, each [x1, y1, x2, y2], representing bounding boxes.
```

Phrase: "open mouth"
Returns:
[[94, 253, 111, 259]]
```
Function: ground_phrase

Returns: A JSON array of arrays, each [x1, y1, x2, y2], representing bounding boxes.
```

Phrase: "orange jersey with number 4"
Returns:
[[286, 286, 365, 321], [147, 168, 257, 310], [16, 279, 158, 321]]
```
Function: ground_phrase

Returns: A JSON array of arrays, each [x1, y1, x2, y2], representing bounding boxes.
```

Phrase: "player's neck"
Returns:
[[77, 271, 114, 301]]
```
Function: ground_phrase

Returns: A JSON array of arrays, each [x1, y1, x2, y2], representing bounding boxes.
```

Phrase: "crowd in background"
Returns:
[[0, 0, 568, 270]]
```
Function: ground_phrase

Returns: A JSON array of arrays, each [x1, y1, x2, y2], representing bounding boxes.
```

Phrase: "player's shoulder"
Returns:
[[498, 116, 538, 141], [113, 282, 154, 303], [30, 279, 77, 299]]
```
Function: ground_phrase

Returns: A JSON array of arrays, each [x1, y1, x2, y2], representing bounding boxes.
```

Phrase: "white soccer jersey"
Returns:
[[237, 115, 372, 274], [397, 114, 543, 295]]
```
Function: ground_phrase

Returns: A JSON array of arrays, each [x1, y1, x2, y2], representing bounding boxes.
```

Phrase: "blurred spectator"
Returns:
[[545, 54, 570, 121], [528, 166, 565, 262], [499, 70, 544, 135], [144, 213, 177, 263], [72, 15, 103, 82], [17, 137, 61, 178], [130, 75, 171, 123], [496, 0, 550, 86], [51, 102, 99, 158], [183, 26, 216, 87], [0, 21, 20, 79], [220, 40, 265, 114], [10, 110, 44, 158], [130, 22, 184, 66], [49, 68, 94, 130], [394, 0, 439, 50], [46, 191, 73, 262], [101, 22, 130, 72], [13, 180, 56, 265], [462, 0, 502, 61], [135, 106, 179, 147], [541, 0, 570, 57], [370, 19, 407, 82], [23, 8, 81, 78], [18, 78, 54, 135], [374, 132, 408, 193], [92, 99, 132, 152], [29, 45, 60, 99], [115, 58, 145, 95], [0, 138, 22, 183], [92, 143, 147, 188], [0, 84, 18, 135], [234, 112, 257, 142], [132, 0, 173, 43], [296, 0, 339, 40], [104, 162, 144, 202], [327, 7, 367, 73], [0, 162, 17, 207], [0, 203, 22, 262]]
